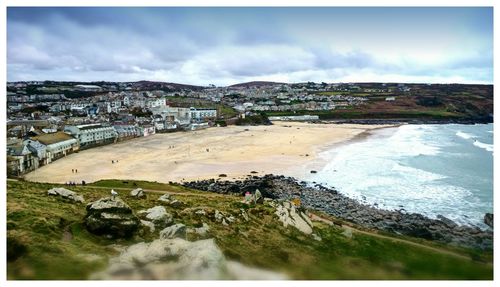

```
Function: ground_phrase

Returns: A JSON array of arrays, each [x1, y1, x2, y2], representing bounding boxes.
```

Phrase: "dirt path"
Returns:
[[308, 213, 478, 262]]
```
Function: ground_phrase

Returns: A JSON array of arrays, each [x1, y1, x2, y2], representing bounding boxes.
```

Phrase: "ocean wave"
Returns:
[[456, 131, 477, 140], [473, 140, 494, 152]]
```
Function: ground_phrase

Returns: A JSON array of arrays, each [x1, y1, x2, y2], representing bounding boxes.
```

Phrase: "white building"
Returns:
[[136, 125, 156, 137], [150, 106, 192, 125], [146, 98, 167, 108], [190, 107, 217, 120], [64, 123, 117, 148]]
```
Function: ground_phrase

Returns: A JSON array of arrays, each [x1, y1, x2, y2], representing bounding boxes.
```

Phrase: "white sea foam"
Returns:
[[473, 140, 494, 152], [309, 124, 493, 227], [456, 131, 477, 140]]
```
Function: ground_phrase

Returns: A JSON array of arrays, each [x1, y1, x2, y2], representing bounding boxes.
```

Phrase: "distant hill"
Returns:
[[130, 81, 205, 91], [229, 81, 286, 88]]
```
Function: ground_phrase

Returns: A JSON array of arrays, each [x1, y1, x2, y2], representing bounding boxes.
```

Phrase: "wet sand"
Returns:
[[25, 122, 393, 184]]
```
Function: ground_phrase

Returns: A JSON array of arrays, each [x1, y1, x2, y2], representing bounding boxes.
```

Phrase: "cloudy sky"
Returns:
[[7, 7, 493, 85]]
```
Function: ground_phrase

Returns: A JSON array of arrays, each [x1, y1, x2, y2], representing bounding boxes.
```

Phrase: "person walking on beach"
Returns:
[[72, 169, 74, 173]]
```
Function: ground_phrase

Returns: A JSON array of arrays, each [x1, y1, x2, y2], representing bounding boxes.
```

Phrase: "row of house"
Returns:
[[7, 132, 79, 175]]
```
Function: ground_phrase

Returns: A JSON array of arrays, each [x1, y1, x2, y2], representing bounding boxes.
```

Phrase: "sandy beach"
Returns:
[[25, 122, 392, 184]]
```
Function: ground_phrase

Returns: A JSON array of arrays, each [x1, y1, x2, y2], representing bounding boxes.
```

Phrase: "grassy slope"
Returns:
[[7, 179, 493, 280]]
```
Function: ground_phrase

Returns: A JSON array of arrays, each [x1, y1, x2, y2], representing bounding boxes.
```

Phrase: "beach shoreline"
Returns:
[[23, 122, 396, 184]]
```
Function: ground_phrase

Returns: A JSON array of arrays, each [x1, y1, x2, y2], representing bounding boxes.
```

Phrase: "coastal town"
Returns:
[[6, 80, 493, 177]]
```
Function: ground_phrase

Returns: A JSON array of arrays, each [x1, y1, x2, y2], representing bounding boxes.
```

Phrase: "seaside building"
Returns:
[[7, 142, 38, 175], [113, 125, 138, 141], [64, 123, 117, 148], [31, 131, 79, 162], [24, 139, 48, 166]]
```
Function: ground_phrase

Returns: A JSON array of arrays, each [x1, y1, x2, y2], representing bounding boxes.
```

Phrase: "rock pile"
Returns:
[[183, 174, 493, 250], [84, 197, 140, 238], [47, 187, 85, 203]]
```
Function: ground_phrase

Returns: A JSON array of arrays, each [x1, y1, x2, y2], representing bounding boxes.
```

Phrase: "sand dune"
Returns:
[[24, 122, 391, 184]]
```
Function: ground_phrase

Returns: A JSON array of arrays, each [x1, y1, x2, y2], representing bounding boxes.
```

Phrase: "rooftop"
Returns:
[[31, 131, 76, 145]]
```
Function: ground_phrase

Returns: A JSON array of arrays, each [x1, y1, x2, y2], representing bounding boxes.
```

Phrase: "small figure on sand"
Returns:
[[112, 160, 114, 164], [72, 169, 74, 173]]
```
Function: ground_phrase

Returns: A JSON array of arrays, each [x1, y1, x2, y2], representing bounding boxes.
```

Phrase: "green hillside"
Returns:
[[7, 179, 493, 280]]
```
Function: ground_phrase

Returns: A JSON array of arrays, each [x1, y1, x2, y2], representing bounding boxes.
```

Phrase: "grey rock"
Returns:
[[437, 215, 457, 228], [138, 206, 173, 228], [169, 200, 183, 208], [85, 197, 140, 238], [47, 187, 85, 203], [130, 188, 145, 198], [140, 220, 155, 233], [275, 201, 313, 234], [214, 210, 224, 223], [484, 213, 493, 228], [188, 223, 211, 237], [160, 223, 186, 239], [91, 238, 287, 280], [158, 193, 171, 203], [312, 233, 322, 241]]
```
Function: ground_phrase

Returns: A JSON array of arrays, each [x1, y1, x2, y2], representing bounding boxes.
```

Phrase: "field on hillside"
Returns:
[[6, 179, 493, 280]]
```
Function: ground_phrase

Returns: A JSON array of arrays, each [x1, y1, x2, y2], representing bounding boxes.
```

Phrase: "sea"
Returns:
[[308, 123, 493, 228]]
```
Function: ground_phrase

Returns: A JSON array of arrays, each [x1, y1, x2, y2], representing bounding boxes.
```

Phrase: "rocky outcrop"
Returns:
[[183, 175, 493, 250], [138, 206, 173, 229], [90, 238, 287, 280], [47, 187, 84, 203], [130, 188, 145, 198], [484, 213, 493, 228], [84, 197, 140, 238], [274, 201, 313, 235]]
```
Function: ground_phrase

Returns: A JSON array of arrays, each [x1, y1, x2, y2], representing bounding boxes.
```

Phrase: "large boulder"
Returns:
[[138, 206, 173, 228], [84, 197, 140, 238], [275, 201, 313, 234], [90, 238, 287, 280], [484, 213, 493, 228], [47, 187, 84, 203]]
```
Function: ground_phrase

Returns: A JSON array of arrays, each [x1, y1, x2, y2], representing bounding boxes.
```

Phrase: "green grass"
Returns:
[[7, 180, 493, 280]]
